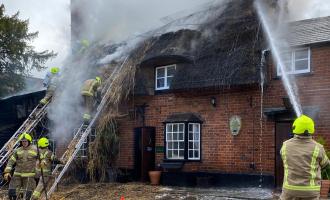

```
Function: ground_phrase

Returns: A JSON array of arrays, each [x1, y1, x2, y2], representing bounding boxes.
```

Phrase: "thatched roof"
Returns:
[[134, 0, 264, 95]]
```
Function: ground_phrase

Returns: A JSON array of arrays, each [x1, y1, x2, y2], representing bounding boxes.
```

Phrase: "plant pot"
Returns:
[[320, 180, 330, 199], [149, 171, 161, 185]]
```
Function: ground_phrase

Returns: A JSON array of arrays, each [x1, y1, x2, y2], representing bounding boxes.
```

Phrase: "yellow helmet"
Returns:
[[292, 114, 315, 135], [37, 137, 49, 148], [95, 76, 102, 85], [81, 39, 90, 48], [50, 67, 60, 74], [18, 132, 32, 142]]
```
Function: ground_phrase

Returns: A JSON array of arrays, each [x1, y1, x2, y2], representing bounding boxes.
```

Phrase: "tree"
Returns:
[[0, 4, 56, 97]]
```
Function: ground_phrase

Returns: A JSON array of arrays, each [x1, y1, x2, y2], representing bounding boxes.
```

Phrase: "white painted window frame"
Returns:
[[277, 47, 311, 76], [166, 123, 185, 160], [188, 123, 201, 160], [155, 64, 176, 90]]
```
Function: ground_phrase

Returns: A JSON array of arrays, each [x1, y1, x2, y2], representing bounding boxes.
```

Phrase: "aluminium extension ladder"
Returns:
[[41, 57, 128, 200], [0, 101, 50, 168]]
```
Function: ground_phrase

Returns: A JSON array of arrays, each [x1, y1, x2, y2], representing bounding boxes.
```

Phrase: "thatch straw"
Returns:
[[88, 118, 118, 181], [86, 39, 155, 181]]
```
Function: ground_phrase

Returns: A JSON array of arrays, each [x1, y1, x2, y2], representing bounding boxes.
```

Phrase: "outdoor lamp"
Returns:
[[211, 97, 216, 107]]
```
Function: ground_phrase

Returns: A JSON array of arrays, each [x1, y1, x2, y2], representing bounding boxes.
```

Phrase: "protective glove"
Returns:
[[39, 160, 47, 169], [4, 173, 11, 181], [60, 158, 65, 165]]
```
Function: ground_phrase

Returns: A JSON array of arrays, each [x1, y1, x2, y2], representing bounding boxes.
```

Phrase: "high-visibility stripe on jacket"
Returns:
[[280, 135, 330, 197], [35, 148, 57, 177], [4, 145, 38, 177], [81, 79, 98, 97]]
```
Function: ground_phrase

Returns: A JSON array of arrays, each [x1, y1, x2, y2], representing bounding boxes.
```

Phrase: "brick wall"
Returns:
[[116, 44, 330, 176], [264, 45, 330, 143]]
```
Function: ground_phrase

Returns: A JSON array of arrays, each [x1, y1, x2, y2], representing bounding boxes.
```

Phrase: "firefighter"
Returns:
[[80, 76, 102, 123], [280, 114, 330, 200], [78, 39, 90, 54], [3, 133, 37, 200], [32, 137, 61, 200], [40, 67, 60, 105]]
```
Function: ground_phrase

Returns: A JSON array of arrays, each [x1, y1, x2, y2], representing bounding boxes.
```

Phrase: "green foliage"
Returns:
[[0, 4, 56, 96], [316, 136, 330, 180]]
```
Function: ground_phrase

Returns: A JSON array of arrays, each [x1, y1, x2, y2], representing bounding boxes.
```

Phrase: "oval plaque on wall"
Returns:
[[229, 115, 241, 136]]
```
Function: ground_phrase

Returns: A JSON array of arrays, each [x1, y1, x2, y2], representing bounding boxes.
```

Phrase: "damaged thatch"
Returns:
[[134, 0, 265, 95], [87, 39, 155, 180], [87, 0, 265, 179]]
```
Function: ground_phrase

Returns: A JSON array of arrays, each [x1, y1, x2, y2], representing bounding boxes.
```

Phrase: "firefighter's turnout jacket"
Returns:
[[81, 79, 99, 97], [32, 148, 59, 200], [35, 148, 57, 177], [4, 145, 38, 177], [4, 145, 38, 199], [280, 135, 330, 197], [81, 79, 100, 121]]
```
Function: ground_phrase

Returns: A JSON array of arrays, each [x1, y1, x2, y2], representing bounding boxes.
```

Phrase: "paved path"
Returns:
[[155, 187, 274, 200]]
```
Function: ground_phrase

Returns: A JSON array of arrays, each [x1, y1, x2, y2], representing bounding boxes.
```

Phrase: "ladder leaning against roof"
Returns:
[[0, 101, 50, 168], [42, 57, 128, 200]]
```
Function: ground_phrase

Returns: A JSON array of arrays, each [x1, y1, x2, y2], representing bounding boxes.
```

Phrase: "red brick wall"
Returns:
[[264, 45, 330, 143], [117, 89, 274, 174], [116, 45, 330, 176]]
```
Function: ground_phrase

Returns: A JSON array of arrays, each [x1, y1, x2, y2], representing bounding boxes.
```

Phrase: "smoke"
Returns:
[[47, 0, 228, 143], [286, 0, 330, 21], [255, 0, 303, 116], [48, 54, 95, 142], [71, 0, 222, 44]]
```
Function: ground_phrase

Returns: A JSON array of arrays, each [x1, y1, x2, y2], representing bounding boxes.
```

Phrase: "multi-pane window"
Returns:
[[188, 123, 200, 160], [155, 65, 176, 90], [165, 122, 201, 161], [277, 48, 310, 75], [166, 123, 185, 159]]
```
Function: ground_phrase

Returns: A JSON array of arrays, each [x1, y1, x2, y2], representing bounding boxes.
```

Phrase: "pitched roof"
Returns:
[[1, 77, 45, 100], [288, 16, 330, 46], [135, 0, 264, 94]]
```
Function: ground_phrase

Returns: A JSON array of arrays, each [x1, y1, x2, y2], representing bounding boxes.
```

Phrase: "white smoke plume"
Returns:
[[48, 0, 227, 143]]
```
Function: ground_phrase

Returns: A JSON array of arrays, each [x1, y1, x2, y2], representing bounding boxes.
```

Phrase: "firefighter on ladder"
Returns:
[[81, 76, 102, 123], [40, 67, 60, 105], [3, 133, 37, 200], [32, 137, 61, 200], [280, 115, 330, 200]]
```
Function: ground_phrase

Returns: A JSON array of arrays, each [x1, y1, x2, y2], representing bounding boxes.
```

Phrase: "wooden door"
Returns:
[[134, 127, 155, 182], [275, 122, 293, 187]]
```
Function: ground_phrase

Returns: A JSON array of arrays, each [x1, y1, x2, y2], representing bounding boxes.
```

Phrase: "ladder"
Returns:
[[0, 101, 50, 168], [42, 57, 128, 200]]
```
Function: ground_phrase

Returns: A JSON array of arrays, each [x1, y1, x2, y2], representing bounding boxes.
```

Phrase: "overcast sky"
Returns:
[[2, 0, 330, 78], [1, 0, 210, 78]]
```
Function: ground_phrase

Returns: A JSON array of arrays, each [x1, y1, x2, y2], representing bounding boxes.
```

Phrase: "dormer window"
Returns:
[[155, 64, 176, 90], [277, 47, 310, 76]]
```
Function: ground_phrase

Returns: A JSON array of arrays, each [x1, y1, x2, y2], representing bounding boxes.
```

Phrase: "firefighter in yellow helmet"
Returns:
[[78, 39, 90, 54], [81, 76, 102, 123], [31, 137, 61, 200], [40, 67, 60, 105], [3, 133, 37, 200], [280, 115, 330, 200]]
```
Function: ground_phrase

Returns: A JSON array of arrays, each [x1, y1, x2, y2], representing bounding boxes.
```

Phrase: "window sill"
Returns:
[[163, 159, 201, 163], [273, 71, 313, 80], [160, 161, 184, 171], [154, 89, 173, 95]]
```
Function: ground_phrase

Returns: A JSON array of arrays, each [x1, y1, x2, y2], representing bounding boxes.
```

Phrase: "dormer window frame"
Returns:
[[155, 64, 176, 90]]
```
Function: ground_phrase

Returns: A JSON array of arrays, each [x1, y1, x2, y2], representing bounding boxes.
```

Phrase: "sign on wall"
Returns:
[[229, 115, 242, 136]]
